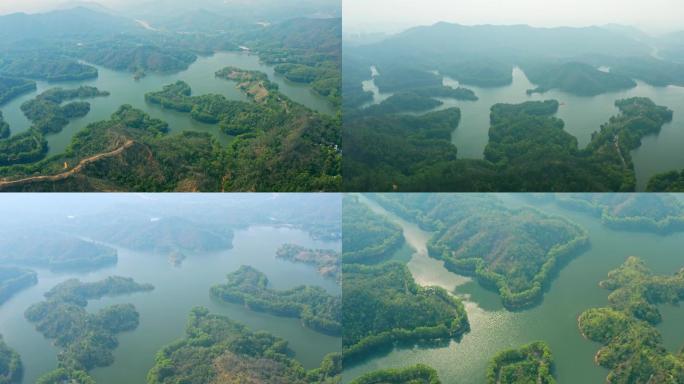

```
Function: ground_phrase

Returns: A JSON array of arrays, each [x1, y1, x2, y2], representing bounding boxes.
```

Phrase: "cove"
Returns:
[[0, 51, 334, 157], [0, 225, 341, 384], [343, 193, 684, 384], [361, 67, 684, 191]]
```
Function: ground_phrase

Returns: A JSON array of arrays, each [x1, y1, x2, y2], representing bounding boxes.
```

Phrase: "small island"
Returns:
[[147, 307, 341, 384], [349, 364, 441, 384], [486, 341, 556, 384], [210, 265, 341, 335], [342, 262, 469, 364], [522, 61, 636, 96], [0, 335, 22, 384], [0, 267, 37, 305], [578, 257, 684, 383], [276, 243, 340, 280], [25, 276, 154, 383]]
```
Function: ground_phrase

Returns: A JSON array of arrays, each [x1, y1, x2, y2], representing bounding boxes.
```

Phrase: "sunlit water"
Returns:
[[343, 194, 684, 384], [0, 51, 334, 156], [0, 225, 341, 384], [361, 67, 684, 191]]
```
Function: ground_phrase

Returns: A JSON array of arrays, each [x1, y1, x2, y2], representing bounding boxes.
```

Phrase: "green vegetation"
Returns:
[[75, 39, 197, 74], [349, 364, 441, 384], [344, 97, 673, 192], [522, 62, 636, 96], [372, 194, 589, 309], [210, 266, 341, 335], [0, 267, 37, 305], [244, 17, 341, 106], [362, 91, 443, 116], [577, 257, 684, 383], [25, 277, 153, 383], [648, 169, 684, 192], [276, 243, 340, 281], [146, 307, 341, 384], [551, 194, 684, 233], [342, 195, 404, 264], [0, 232, 117, 271], [0, 335, 22, 384], [373, 66, 443, 93], [342, 262, 469, 364], [0, 51, 98, 82], [0, 76, 36, 105], [486, 341, 556, 384], [0, 112, 9, 140], [0, 86, 109, 166]]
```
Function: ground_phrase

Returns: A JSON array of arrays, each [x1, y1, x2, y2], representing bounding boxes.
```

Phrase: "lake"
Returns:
[[343, 193, 684, 384], [361, 67, 684, 191], [0, 225, 341, 384], [0, 51, 334, 157]]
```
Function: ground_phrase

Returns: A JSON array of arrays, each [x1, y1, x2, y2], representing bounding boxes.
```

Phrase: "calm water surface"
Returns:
[[362, 67, 684, 191], [0, 225, 341, 384], [0, 51, 334, 156], [343, 194, 684, 384]]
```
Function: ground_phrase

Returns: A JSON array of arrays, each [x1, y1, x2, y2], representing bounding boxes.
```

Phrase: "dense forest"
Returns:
[[146, 307, 341, 384], [25, 277, 153, 384], [341, 195, 404, 264], [0, 77, 36, 106], [370, 194, 589, 309], [349, 364, 441, 384], [578, 257, 684, 383], [521, 61, 636, 96], [648, 168, 684, 192], [0, 267, 37, 305], [543, 194, 684, 233], [276, 243, 340, 281], [344, 96, 673, 191], [342, 262, 469, 364], [211, 265, 341, 335], [0, 231, 117, 271], [0, 336, 22, 384], [486, 342, 556, 384]]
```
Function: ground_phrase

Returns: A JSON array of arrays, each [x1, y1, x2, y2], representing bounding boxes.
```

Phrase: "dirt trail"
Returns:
[[0, 140, 135, 189]]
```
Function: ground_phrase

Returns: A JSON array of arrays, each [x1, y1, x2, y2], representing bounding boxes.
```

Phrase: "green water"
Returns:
[[0, 51, 334, 156], [343, 193, 684, 384], [0, 225, 341, 384], [362, 67, 684, 191]]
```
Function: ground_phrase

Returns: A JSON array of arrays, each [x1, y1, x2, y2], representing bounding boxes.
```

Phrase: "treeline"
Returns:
[[0, 267, 37, 305], [146, 307, 341, 384], [344, 97, 674, 192], [370, 194, 589, 309], [342, 195, 405, 264], [25, 277, 153, 384], [578, 257, 684, 383], [342, 262, 469, 364], [486, 341, 556, 384], [0, 51, 98, 82], [210, 265, 341, 335], [0, 335, 22, 384], [349, 364, 441, 384], [0, 76, 36, 106], [521, 61, 636, 96]]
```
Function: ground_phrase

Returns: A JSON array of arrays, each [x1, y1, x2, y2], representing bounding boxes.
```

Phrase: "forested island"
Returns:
[[146, 307, 341, 384], [349, 364, 441, 384], [648, 168, 684, 192], [0, 231, 117, 271], [370, 194, 589, 309], [344, 96, 673, 192], [0, 76, 36, 105], [578, 257, 684, 383], [521, 61, 636, 96], [0, 86, 109, 167], [548, 194, 684, 233], [486, 342, 556, 384], [342, 195, 404, 264], [0, 267, 37, 305], [25, 276, 153, 383], [342, 262, 469, 364], [0, 336, 21, 384], [276, 243, 340, 280], [210, 266, 341, 335]]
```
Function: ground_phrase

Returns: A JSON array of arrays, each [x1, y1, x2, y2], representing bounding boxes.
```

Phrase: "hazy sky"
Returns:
[[344, 0, 684, 35]]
